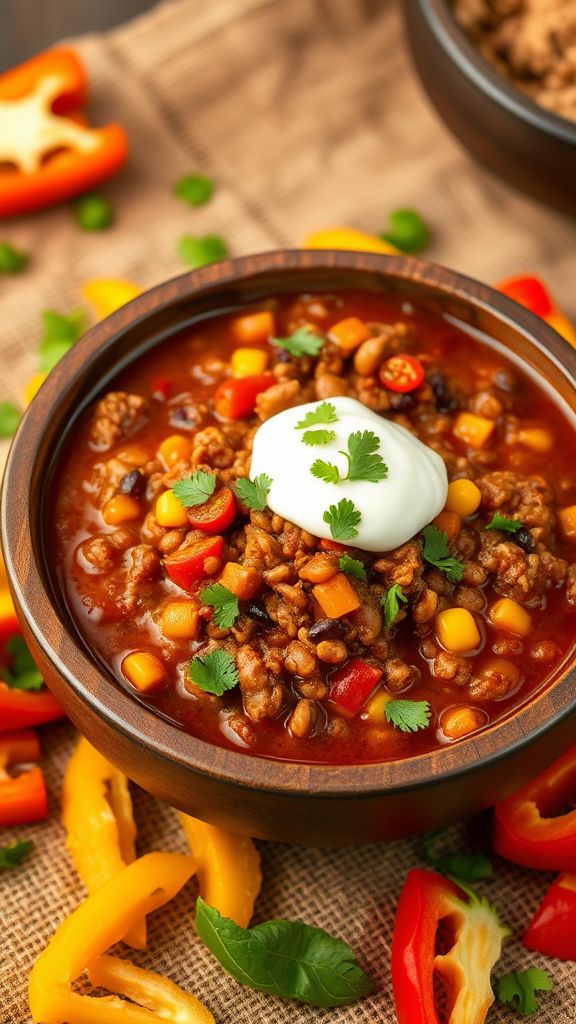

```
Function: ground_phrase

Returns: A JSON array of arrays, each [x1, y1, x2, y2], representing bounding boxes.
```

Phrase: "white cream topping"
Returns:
[[250, 396, 448, 552]]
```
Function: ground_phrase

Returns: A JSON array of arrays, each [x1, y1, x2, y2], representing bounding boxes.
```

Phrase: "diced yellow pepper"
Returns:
[[180, 813, 262, 928], [436, 608, 481, 654], [102, 495, 141, 525], [23, 372, 47, 406], [489, 598, 532, 637], [441, 705, 486, 740], [517, 427, 553, 452], [231, 346, 269, 377], [122, 651, 167, 694], [445, 479, 482, 518], [453, 412, 495, 449], [559, 505, 576, 542], [158, 434, 193, 468], [364, 689, 392, 723], [161, 601, 199, 640], [303, 226, 399, 254], [82, 277, 143, 321], [156, 489, 189, 527]]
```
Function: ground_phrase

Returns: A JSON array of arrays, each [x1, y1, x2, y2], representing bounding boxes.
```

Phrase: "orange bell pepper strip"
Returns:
[[0, 729, 48, 826], [62, 737, 145, 948], [28, 852, 215, 1024], [0, 48, 128, 217], [497, 274, 576, 347], [180, 813, 262, 927]]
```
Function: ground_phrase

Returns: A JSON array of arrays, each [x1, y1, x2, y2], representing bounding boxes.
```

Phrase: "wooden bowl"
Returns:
[[404, 0, 576, 215], [2, 250, 576, 846]]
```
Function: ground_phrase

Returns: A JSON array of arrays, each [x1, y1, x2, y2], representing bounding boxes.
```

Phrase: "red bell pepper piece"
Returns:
[[164, 535, 224, 590], [214, 374, 275, 419], [0, 684, 64, 732], [493, 742, 576, 871], [187, 487, 237, 534], [0, 730, 48, 826], [392, 869, 510, 1024], [498, 274, 576, 347], [0, 48, 128, 217], [328, 659, 382, 715], [152, 376, 172, 401], [523, 872, 576, 961]]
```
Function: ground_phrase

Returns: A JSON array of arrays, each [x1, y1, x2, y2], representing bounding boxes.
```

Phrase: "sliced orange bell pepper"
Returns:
[[62, 737, 145, 948], [304, 226, 399, 255], [498, 274, 576, 347], [180, 813, 262, 927], [0, 729, 48, 826]]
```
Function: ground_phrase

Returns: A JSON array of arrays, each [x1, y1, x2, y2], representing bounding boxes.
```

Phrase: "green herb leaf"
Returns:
[[0, 840, 34, 870], [74, 193, 114, 231], [0, 241, 28, 274], [0, 401, 22, 438], [311, 460, 340, 484], [174, 173, 215, 207], [39, 339, 75, 373], [302, 429, 336, 446], [422, 830, 493, 883], [339, 554, 366, 580], [39, 309, 85, 372], [272, 326, 324, 358], [486, 512, 523, 534], [189, 649, 239, 696], [496, 968, 553, 1016], [196, 898, 373, 1008], [380, 208, 430, 255], [340, 430, 388, 483], [4, 635, 44, 691], [200, 584, 240, 629], [178, 234, 229, 269], [296, 401, 338, 429], [323, 498, 361, 541], [234, 473, 272, 511], [382, 584, 407, 628], [172, 471, 216, 507], [421, 525, 465, 582], [385, 699, 431, 733]]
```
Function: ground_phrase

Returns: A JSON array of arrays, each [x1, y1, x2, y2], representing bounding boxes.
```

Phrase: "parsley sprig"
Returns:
[[421, 525, 464, 582], [421, 829, 493, 883], [312, 430, 388, 485], [382, 584, 407, 628], [295, 402, 338, 429], [200, 584, 240, 629], [4, 636, 43, 691], [486, 512, 522, 533], [385, 699, 431, 733], [172, 471, 216, 507], [272, 326, 324, 357], [496, 968, 553, 1016], [189, 649, 239, 695], [339, 554, 366, 581], [0, 839, 34, 870], [234, 474, 272, 511], [323, 499, 361, 541]]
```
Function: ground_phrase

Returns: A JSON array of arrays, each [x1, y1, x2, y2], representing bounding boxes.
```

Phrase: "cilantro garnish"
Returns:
[[486, 512, 522, 533], [189, 649, 239, 695], [178, 234, 229, 269], [311, 460, 341, 485], [234, 474, 272, 511], [4, 635, 43, 691], [421, 829, 493, 883], [310, 430, 388, 485], [421, 525, 464, 582], [200, 584, 240, 629], [172, 471, 216, 507], [323, 498, 361, 541], [295, 402, 338, 429], [174, 173, 214, 207], [272, 326, 324, 358], [382, 584, 407, 628], [339, 554, 366, 580], [0, 401, 22, 439], [0, 840, 34, 870], [0, 241, 28, 274], [302, 429, 336, 446], [39, 308, 85, 372], [385, 699, 431, 733], [496, 968, 553, 1016]]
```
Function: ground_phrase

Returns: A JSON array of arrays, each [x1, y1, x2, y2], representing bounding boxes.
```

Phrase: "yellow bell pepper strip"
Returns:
[[87, 955, 216, 1024], [303, 226, 400, 255], [497, 274, 576, 347], [82, 277, 143, 320], [180, 812, 262, 927], [62, 737, 145, 949], [28, 852, 211, 1024], [23, 371, 47, 406]]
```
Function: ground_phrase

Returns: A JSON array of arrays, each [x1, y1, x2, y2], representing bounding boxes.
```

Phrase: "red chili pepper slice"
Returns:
[[152, 376, 172, 401], [328, 658, 382, 715], [379, 353, 425, 393], [0, 730, 48, 827], [523, 872, 576, 961], [214, 374, 275, 419], [164, 535, 224, 590], [498, 275, 554, 319], [187, 487, 237, 534]]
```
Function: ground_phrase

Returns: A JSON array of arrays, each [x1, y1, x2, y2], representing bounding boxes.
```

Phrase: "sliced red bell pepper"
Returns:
[[187, 487, 237, 534], [523, 872, 576, 961], [328, 659, 382, 715], [164, 535, 224, 590], [493, 742, 576, 871], [0, 684, 64, 732], [0, 729, 48, 826], [0, 48, 128, 218], [391, 869, 509, 1024], [214, 374, 275, 419]]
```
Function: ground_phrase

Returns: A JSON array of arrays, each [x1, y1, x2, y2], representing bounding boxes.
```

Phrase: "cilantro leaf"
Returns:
[[296, 402, 338, 429], [486, 512, 523, 533], [496, 968, 553, 1016], [189, 649, 239, 695], [302, 429, 336, 446], [172, 471, 216, 507], [272, 326, 324, 358], [174, 173, 215, 207], [340, 430, 388, 483], [385, 699, 431, 733], [39, 308, 85, 372], [339, 554, 366, 581], [422, 830, 493, 883], [382, 584, 407, 628], [311, 460, 340, 484], [234, 474, 272, 511], [200, 584, 240, 629], [0, 840, 34, 870], [4, 635, 43, 691], [196, 898, 373, 1007], [178, 234, 229, 269], [0, 401, 22, 439], [421, 525, 464, 582], [0, 241, 28, 274], [323, 499, 361, 541]]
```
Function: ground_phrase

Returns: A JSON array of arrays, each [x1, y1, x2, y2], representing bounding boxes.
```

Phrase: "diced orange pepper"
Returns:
[[328, 317, 371, 353], [161, 601, 199, 640], [313, 572, 361, 618], [432, 510, 461, 539], [0, 730, 48, 827], [453, 412, 495, 449], [231, 310, 274, 344], [180, 813, 262, 928], [217, 562, 262, 601], [559, 506, 576, 542]]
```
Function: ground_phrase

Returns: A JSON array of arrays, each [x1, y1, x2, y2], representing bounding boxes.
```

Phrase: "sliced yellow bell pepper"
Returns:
[[28, 852, 213, 1024], [303, 226, 399, 255], [62, 737, 145, 949], [180, 812, 262, 927], [82, 277, 142, 320], [23, 372, 47, 406]]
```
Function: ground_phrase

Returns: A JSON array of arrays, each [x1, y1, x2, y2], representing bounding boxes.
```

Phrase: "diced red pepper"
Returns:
[[0, 684, 64, 732], [164, 535, 224, 590], [152, 376, 172, 401], [493, 742, 576, 871], [498, 275, 553, 318], [328, 659, 382, 715], [379, 354, 425, 394], [524, 872, 576, 961], [0, 730, 48, 826], [214, 374, 275, 419], [0, 611, 21, 668], [187, 487, 237, 534]]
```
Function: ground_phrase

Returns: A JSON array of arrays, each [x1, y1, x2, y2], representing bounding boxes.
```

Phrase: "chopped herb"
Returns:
[[323, 498, 361, 541], [174, 173, 215, 206], [302, 429, 336, 446], [172, 471, 216, 507], [339, 554, 366, 581], [421, 525, 465, 582], [311, 460, 341, 484], [0, 401, 22, 439], [74, 193, 114, 231], [486, 512, 522, 533], [39, 308, 85, 372], [382, 584, 407, 628], [234, 473, 272, 511], [4, 635, 43, 691], [0, 241, 28, 274], [385, 699, 431, 733], [200, 583, 240, 629], [380, 208, 430, 255], [422, 829, 493, 883], [496, 968, 553, 1016], [340, 430, 388, 483], [178, 233, 229, 269], [296, 401, 338, 429], [189, 649, 239, 696], [272, 326, 324, 358], [196, 898, 373, 1008], [0, 840, 34, 870]]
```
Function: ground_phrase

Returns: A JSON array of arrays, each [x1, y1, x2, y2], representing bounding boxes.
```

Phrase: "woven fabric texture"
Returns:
[[1, 1, 575, 1020]]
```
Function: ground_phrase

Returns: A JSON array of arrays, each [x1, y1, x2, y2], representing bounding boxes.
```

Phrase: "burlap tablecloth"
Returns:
[[1, 1, 576, 1020]]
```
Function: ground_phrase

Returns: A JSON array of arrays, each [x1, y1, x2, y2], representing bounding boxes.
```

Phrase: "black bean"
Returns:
[[308, 618, 347, 641], [429, 372, 457, 412], [246, 602, 272, 625], [169, 404, 201, 429], [514, 527, 536, 553], [119, 469, 145, 497]]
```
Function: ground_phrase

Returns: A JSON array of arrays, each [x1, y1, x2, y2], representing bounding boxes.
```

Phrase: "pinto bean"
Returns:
[[353, 334, 390, 376], [316, 640, 348, 664], [284, 641, 318, 677]]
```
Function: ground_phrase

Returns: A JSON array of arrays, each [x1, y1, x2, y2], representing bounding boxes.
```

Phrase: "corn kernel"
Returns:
[[489, 598, 532, 637], [161, 601, 199, 639], [559, 505, 576, 542], [328, 317, 371, 353], [102, 495, 141, 525], [453, 412, 495, 449], [517, 427, 553, 452], [440, 705, 486, 740], [445, 479, 482, 518], [231, 346, 269, 378], [436, 607, 481, 654], [122, 651, 166, 693], [432, 510, 461, 539], [157, 434, 193, 468], [364, 690, 392, 723], [232, 311, 274, 344], [155, 489, 189, 528]]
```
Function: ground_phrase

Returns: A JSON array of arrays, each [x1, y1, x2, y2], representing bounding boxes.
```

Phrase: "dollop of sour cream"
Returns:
[[250, 397, 448, 552]]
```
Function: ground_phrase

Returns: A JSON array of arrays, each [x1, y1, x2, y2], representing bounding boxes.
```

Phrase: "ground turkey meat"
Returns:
[[91, 392, 149, 451]]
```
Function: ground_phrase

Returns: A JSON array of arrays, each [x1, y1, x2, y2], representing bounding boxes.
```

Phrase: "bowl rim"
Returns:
[[3, 248, 576, 799], [418, 0, 576, 145]]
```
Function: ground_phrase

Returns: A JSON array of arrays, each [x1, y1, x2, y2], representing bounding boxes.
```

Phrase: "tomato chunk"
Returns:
[[214, 374, 275, 419], [152, 376, 172, 400], [329, 658, 383, 715], [187, 487, 237, 534], [379, 354, 425, 393], [164, 536, 224, 589]]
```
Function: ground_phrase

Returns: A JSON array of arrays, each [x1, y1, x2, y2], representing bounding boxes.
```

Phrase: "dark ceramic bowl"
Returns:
[[404, 0, 576, 215], [2, 250, 576, 846]]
